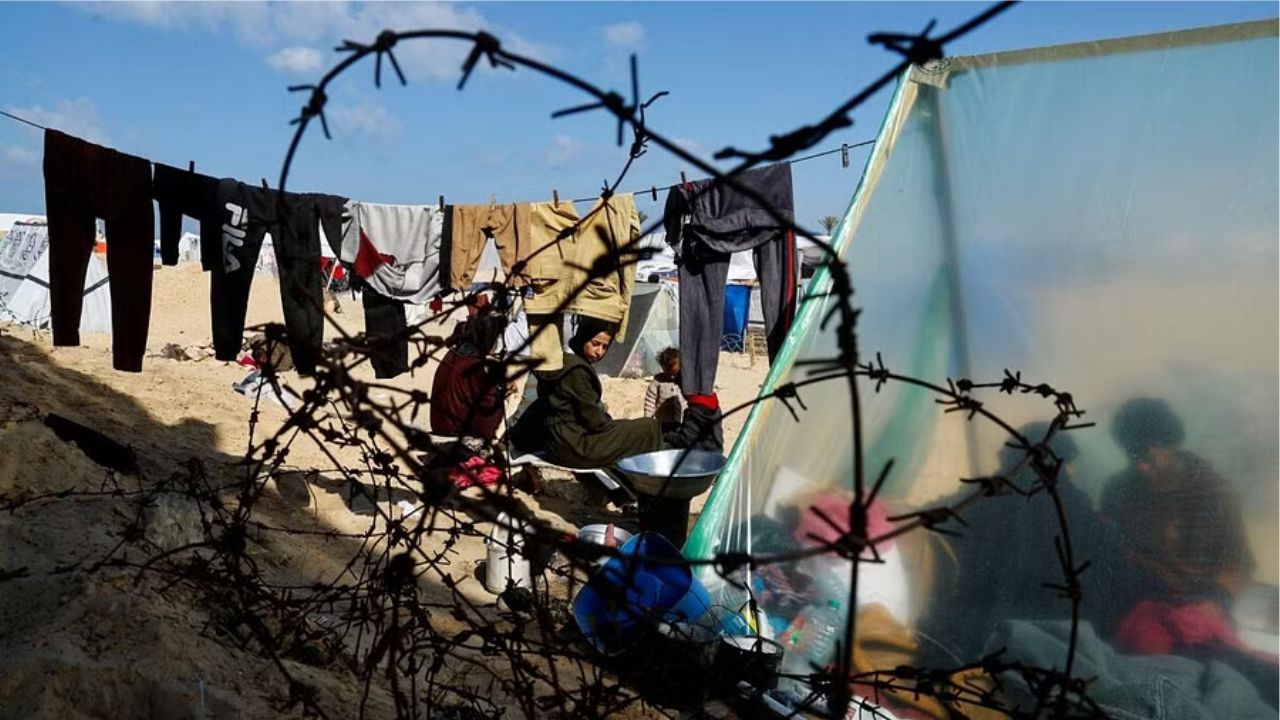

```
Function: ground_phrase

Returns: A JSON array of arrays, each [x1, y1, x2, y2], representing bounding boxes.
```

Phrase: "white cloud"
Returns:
[[668, 136, 710, 163], [74, 2, 557, 82], [328, 100, 403, 143], [544, 134, 582, 168], [3, 98, 110, 145], [0, 145, 37, 167], [602, 21, 644, 49], [75, 2, 273, 48], [267, 46, 324, 74]]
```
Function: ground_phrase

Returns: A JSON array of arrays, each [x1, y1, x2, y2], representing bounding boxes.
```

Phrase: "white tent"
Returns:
[[0, 221, 111, 333], [0, 213, 45, 238], [0, 220, 49, 307], [176, 232, 201, 264]]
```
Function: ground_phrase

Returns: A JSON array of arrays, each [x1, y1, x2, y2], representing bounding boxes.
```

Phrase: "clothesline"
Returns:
[[1, 106, 873, 209]]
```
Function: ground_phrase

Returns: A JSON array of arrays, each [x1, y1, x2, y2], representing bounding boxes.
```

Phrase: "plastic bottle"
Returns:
[[807, 556, 853, 608], [780, 600, 844, 675], [800, 599, 844, 670]]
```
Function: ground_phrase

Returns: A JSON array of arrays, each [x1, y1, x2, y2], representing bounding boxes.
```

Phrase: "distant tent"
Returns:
[[0, 220, 49, 307], [594, 281, 679, 378], [176, 232, 201, 264], [152, 232, 202, 264], [256, 234, 279, 277], [0, 221, 111, 333]]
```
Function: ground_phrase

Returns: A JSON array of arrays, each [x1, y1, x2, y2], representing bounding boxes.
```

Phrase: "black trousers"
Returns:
[[151, 163, 220, 269], [361, 283, 409, 379], [211, 183, 344, 374], [676, 230, 796, 395], [44, 129, 155, 372]]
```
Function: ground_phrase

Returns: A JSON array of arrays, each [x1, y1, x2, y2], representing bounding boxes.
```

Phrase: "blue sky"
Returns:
[[0, 2, 1275, 230]]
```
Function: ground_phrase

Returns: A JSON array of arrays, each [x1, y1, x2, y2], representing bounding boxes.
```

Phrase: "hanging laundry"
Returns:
[[44, 129, 155, 372], [339, 202, 445, 378], [665, 166, 796, 394], [359, 281, 409, 379], [212, 181, 345, 374], [522, 194, 642, 373], [151, 163, 221, 270], [664, 163, 797, 395], [562, 193, 640, 336], [340, 201, 445, 304], [305, 192, 349, 261], [448, 201, 580, 291]]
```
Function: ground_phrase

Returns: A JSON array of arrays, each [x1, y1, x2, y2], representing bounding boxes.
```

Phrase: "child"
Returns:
[[645, 347, 686, 433]]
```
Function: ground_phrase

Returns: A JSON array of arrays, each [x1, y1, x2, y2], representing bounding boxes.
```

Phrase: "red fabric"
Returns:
[[353, 230, 395, 279], [686, 393, 719, 411], [1115, 600, 1247, 656], [429, 351, 504, 439], [449, 455, 502, 489], [429, 296, 445, 314], [319, 257, 346, 281], [794, 492, 894, 554], [467, 293, 492, 318]]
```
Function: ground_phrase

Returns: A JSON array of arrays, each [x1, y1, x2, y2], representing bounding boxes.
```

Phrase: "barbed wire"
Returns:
[[0, 1, 1144, 717]]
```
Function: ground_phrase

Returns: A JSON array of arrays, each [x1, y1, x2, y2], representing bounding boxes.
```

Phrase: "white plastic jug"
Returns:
[[484, 512, 531, 593]]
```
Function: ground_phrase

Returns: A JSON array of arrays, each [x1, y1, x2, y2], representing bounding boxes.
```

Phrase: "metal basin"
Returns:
[[578, 524, 635, 567], [614, 449, 725, 500]]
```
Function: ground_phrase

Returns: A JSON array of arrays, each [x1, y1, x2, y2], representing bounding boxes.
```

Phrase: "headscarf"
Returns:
[[567, 315, 618, 360]]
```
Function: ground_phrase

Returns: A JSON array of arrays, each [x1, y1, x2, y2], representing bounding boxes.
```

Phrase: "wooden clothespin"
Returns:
[[188, 160, 195, 173], [841, 143, 850, 168], [438, 195, 445, 211], [650, 185, 658, 202], [552, 189, 559, 207]]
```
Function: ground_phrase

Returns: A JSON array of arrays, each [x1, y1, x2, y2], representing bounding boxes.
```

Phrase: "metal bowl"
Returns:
[[614, 449, 726, 500], [577, 524, 635, 567]]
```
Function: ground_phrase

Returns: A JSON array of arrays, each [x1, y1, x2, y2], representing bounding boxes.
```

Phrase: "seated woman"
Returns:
[[430, 313, 509, 444], [510, 316, 663, 469]]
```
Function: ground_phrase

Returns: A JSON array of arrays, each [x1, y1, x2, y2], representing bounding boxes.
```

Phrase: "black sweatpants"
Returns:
[[360, 283, 409, 379], [212, 183, 344, 374], [152, 163, 220, 269], [676, 232, 796, 394], [44, 129, 155, 372], [665, 164, 798, 395]]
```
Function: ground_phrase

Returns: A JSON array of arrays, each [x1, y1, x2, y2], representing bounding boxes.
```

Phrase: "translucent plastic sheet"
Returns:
[[687, 20, 1278, 715]]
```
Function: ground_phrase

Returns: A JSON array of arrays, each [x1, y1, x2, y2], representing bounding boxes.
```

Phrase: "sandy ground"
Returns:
[[0, 262, 768, 718]]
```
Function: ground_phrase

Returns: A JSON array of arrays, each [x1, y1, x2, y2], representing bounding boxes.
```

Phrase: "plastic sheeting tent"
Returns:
[[595, 281, 679, 378], [687, 20, 1278, 714]]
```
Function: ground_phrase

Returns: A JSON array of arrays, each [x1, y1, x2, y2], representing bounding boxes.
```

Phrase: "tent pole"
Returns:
[[922, 85, 980, 476]]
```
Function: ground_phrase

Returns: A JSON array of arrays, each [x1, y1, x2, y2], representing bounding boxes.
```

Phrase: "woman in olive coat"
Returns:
[[511, 316, 662, 468]]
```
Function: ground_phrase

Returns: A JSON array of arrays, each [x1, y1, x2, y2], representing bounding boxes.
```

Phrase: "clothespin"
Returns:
[[261, 178, 270, 190], [188, 160, 195, 173], [650, 185, 658, 202], [489, 193, 496, 205], [680, 171, 688, 185], [552, 189, 559, 207], [841, 143, 850, 168], [438, 195, 445, 211]]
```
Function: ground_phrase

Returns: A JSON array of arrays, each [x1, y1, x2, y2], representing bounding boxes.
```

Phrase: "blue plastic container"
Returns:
[[572, 532, 712, 654]]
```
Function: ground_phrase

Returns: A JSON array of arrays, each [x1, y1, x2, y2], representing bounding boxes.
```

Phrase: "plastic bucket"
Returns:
[[572, 532, 712, 654]]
